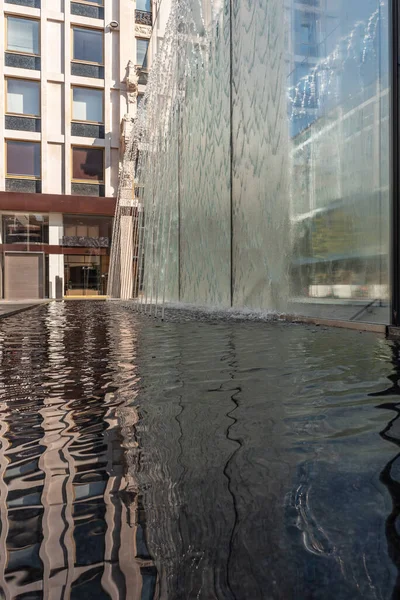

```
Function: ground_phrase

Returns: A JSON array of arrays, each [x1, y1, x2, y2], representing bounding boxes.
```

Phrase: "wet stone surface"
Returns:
[[0, 301, 400, 598]]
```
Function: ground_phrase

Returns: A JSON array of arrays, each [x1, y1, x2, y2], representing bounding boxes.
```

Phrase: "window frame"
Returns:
[[5, 15, 40, 57], [5, 77, 41, 119], [136, 37, 150, 70], [71, 85, 104, 125], [71, 0, 104, 6], [5, 139, 41, 180], [71, 26, 104, 66], [71, 145, 105, 184]]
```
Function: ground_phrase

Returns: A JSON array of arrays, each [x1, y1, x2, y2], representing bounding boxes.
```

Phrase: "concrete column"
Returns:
[[48, 213, 64, 299]]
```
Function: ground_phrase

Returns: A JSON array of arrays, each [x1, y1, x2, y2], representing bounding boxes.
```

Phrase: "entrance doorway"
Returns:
[[64, 255, 108, 296]]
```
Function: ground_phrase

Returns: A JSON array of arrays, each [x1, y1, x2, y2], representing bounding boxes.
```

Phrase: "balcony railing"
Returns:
[[135, 9, 152, 25]]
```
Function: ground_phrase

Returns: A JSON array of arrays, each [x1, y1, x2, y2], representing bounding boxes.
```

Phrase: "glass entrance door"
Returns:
[[64, 256, 101, 296]]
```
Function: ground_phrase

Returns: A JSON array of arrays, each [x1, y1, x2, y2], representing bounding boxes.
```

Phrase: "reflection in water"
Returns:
[[0, 302, 158, 599], [370, 345, 400, 600], [1, 302, 400, 598]]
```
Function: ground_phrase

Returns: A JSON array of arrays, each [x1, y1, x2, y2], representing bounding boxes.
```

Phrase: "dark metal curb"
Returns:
[[283, 315, 387, 335]]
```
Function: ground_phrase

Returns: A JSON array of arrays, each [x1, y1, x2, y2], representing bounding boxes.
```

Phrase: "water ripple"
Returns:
[[0, 302, 398, 598]]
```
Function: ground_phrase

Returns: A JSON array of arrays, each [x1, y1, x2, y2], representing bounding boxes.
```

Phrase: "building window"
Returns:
[[136, 39, 149, 69], [136, 0, 151, 10], [72, 146, 104, 182], [135, 0, 152, 25], [6, 16, 40, 55], [72, 27, 103, 64], [295, 10, 319, 57], [3, 214, 49, 245], [72, 87, 103, 123], [63, 215, 112, 247], [71, 0, 103, 20], [6, 79, 40, 117], [6, 141, 41, 179]]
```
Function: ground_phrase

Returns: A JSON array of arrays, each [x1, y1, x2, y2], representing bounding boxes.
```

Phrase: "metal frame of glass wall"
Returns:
[[392, 0, 400, 326]]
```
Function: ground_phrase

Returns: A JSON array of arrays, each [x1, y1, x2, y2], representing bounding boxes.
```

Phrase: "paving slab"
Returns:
[[0, 300, 50, 319]]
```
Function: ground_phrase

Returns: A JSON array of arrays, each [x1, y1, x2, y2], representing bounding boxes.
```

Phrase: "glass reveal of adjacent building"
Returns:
[[287, 0, 390, 323], [112, 0, 394, 326]]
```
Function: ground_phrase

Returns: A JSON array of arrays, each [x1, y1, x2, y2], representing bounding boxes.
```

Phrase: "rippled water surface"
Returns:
[[1, 301, 400, 599]]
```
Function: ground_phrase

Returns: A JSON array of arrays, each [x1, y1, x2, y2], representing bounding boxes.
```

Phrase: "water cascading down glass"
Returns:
[[108, 0, 390, 324]]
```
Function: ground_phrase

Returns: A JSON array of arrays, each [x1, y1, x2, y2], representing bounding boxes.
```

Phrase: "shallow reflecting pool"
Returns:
[[0, 301, 400, 599]]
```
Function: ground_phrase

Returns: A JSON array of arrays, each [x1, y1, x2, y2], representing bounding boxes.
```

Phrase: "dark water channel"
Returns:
[[1, 302, 400, 599]]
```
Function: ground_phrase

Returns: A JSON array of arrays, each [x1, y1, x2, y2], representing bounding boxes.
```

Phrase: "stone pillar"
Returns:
[[48, 213, 64, 299], [113, 61, 139, 300], [119, 206, 134, 299]]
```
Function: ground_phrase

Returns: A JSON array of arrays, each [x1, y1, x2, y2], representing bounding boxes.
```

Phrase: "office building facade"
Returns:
[[0, 0, 152, 299]]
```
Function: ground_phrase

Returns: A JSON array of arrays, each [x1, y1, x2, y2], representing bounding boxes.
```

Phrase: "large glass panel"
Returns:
[[72, 28, 103, 64], [72, 87, 103, 122], [231, 0, 390, 322], [72, 147, 104, 181], [7, 17, 39, 55], [6, 141, 40, 178], [112, 0, 390, 325], [136, 39, 149, 68], [6, 79, 40, 116], [3, 214, 49, 245], [178, 4, 231, 305], [285, 0, 390, 323], [64, 255, 108, 295]]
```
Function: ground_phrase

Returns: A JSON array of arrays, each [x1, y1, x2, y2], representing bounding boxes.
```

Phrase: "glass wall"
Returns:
[[231, 0, 390, 320], [120, 0, 390, 324], [286, 0, 390, 322]]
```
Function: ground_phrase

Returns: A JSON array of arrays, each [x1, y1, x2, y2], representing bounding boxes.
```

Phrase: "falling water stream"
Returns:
[[1, 301, 400, 598], [109, 0, 390, 323]]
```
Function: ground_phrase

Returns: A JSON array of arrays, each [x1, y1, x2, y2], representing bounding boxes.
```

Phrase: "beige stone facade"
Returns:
[[0, 0, 153, 299]]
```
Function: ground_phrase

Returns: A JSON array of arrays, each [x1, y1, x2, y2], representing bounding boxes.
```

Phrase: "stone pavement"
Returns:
[[0, 300, 49, 319]]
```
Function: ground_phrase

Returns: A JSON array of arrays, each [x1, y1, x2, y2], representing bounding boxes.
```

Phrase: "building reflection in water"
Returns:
[[0, 302, 159, 599], [2, 302, 400, 599]]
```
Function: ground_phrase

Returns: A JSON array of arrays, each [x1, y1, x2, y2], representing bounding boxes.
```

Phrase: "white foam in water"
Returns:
[[109, 0, 390, 323]]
